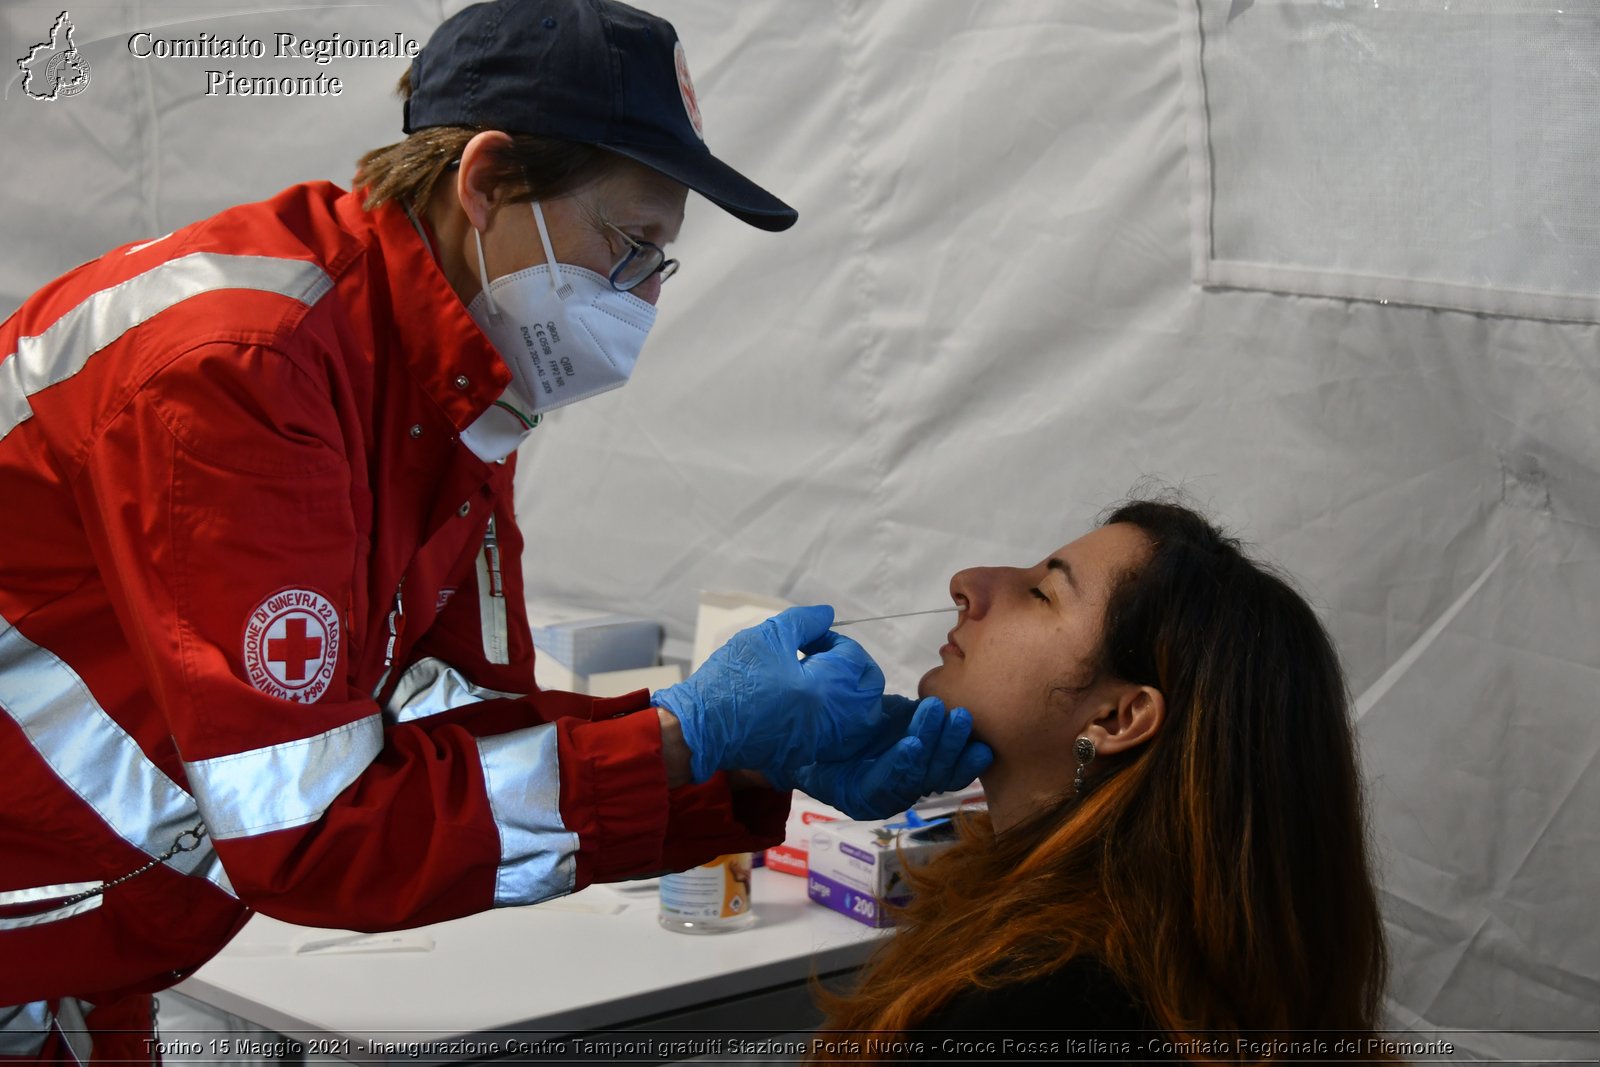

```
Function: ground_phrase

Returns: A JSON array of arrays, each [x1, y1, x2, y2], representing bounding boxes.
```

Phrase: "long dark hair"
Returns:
[[814, 496, 1389, 1061]]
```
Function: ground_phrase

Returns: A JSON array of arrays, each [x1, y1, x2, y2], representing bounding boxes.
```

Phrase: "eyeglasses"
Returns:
[[604, 222, 679, 293]]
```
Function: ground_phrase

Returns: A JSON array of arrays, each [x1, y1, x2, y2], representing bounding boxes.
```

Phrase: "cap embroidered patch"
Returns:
[[243, 588, 341, 703], [674, 40, 703, 141]]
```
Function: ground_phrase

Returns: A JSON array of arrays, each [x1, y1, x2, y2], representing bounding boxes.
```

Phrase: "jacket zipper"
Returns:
[[480, 518, 509, 665], [371, 577, 406, 699]]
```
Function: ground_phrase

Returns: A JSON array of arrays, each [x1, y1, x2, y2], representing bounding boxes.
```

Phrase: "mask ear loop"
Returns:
[[531, 200, 575, 300], [471, 220, 540, 430], [471, 227, 501, 323]]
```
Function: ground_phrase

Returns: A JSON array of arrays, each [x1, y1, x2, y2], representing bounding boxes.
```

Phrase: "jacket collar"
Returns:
[[339, 188, 513, 432]]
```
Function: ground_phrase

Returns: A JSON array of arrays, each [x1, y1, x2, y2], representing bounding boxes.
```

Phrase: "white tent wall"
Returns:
[[2, 0, 1594, 1056]]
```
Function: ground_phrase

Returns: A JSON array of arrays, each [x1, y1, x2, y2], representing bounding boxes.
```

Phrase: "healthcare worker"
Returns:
[[0, 0, 991, 1058]]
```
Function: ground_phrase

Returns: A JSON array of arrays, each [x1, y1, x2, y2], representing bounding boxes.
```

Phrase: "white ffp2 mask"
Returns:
[[466, 202, 658, 420]]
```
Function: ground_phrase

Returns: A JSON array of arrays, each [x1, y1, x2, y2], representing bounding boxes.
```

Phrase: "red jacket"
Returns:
[[0, 182, 787, 1006]]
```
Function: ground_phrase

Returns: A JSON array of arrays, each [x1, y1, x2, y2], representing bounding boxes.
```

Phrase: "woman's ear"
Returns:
[[1086, 685, 1164, 756], [455, 129, 515, 233]]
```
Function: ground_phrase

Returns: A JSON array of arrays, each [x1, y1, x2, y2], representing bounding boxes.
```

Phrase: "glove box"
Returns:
[[806, 818, 961, 927]]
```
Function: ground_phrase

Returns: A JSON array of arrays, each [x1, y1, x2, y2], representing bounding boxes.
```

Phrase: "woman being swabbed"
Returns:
[[810, 495, 1390, 1065]]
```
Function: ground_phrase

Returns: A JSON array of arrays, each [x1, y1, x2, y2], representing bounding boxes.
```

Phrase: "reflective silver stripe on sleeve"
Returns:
[[0, 894, 103, 931], [385, 656, 522, 725], [0, 612, 233, 897], [0, 1001, 52, 1057], [0, 880, 101, 905], [475, 724, 578, 906], [0, 252, 335, 442], [183, 716, 383, 840], [0, 881, 105, 931]]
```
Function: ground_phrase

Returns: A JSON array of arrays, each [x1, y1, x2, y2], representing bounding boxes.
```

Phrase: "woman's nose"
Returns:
[[950, 567, 993, 619]]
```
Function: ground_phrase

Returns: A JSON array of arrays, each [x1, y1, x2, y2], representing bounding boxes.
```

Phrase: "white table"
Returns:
[[175, 868, 887, 1064]]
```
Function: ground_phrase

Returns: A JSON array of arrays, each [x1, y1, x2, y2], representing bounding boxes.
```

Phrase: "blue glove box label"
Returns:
[[807, 871, 905, 927]]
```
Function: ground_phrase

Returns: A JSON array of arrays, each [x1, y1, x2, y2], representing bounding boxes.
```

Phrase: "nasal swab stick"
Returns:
[[832, 607, 960, 627]]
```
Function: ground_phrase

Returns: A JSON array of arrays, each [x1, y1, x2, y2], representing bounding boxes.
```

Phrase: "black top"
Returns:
[[900, 957, 1176, 1064]]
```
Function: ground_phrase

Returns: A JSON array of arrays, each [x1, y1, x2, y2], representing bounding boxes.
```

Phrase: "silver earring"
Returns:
[[1073, 736, 1097, 796]]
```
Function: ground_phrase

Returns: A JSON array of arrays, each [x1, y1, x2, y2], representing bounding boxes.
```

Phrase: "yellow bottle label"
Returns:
[[718, 854, 751, 918]]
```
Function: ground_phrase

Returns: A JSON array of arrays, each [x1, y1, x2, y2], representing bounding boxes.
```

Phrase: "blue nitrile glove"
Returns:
[[763, 691, 921, 791], [789, 696, 994, 820], [650, 605, 888, 784]]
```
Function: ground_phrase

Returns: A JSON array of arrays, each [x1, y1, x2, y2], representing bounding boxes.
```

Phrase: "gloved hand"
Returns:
[[650, 605, 887, 784], [763, 691, 920, 791], [789, 696, 994, 820]]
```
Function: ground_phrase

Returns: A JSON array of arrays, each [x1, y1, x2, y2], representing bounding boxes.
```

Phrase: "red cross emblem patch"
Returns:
[[674, 41, 704, 141], [243, 588, 341, 703]]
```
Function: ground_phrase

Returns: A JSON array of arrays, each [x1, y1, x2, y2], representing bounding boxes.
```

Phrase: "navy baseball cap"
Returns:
[[404, 0, 798, 232]]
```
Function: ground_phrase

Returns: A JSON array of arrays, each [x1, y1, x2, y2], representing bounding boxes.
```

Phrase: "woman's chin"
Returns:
[[916, 666, 945, 701]]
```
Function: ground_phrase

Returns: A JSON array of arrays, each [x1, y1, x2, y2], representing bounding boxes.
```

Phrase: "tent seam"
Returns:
[[829, 0, 896, 628]]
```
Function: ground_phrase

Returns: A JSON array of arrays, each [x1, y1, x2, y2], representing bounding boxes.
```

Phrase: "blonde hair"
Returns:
[[353, 69, 625, 212]]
